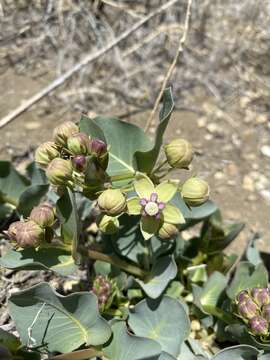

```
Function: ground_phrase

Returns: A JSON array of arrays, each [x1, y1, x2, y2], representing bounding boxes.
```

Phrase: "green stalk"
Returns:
[[82, 248, 147, 279], [110, 172, 135, 182], [151, 159, 168, 175]]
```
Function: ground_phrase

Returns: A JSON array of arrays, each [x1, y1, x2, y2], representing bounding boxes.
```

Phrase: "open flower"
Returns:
[[127, 176, 185, 240]]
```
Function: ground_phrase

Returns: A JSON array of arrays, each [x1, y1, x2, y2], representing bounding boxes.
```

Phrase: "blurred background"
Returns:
[[0, 0, 269, 249]]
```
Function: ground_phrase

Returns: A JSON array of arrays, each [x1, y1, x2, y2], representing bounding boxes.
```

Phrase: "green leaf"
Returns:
[[0, 247, 77, 276], [9, 283, 111, 353], [0, 161, 30, 206], [136, 256, 177, 299], [103, 321, 161, 360], [56, 188, 81, 264], [17, 184, 49, 217], [0, 328, 20, 352], [26, 162, 48, 185], [178, 340, 209, 359], [212, 345, 261, 359], [226, 262, 268, 300], [80, 115, 151, 178], [134, 87, 174, 173], [129, 296, 190, 357]]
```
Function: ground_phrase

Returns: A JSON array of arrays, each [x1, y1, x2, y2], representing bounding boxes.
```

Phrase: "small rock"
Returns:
[[261, 145, 270, 158], [260, 190, 270, 202], [214, 171, 224, 180], [197, 117, 206, 128], [242, 175, 254, 192]]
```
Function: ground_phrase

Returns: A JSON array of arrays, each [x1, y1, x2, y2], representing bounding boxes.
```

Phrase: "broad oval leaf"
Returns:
[[129, 296, 190, 357], [136, 256, 177, 299], [0, 328, 20, 352], [103, 321, 161, 360], [8, 283, 111, 353], [212, 345, 261, 359], [17, 184, 49, 217], [0, 247, 77, 276]]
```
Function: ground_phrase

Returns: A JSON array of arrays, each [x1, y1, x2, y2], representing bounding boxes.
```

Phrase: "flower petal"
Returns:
[[127, 197, 142, 215], [162, 204, 185, 224], [140, 216, 161, 240], [155, 181, 178, 202], [134, 176, 155, 199]]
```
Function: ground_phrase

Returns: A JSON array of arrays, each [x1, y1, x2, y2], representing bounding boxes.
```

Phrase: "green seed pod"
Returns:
[[249, 316, 269, 336], [53, 121, 79, 146], [97, 189, 126, 216], [46, 158, 73, 185], [158, 222, 179, 239], [15, 220, 44, 248], [164, 138, 193, 169], [35, 141, 60, 168], [67, 133, 91, 155], [30, 203, 55, 228], [97, 214, 119, 234], [181, 177, 209, 207]]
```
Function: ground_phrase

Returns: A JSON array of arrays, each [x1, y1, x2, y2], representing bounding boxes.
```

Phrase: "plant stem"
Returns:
[[85, 249, 146, 279], [110, 172, 135, 182], [152, 159, 168, 175], [50, 347, 103, 360]]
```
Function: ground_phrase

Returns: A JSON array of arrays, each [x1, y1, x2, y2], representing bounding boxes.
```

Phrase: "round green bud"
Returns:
[[15, 220, 44, 248], [181, 177, 209, 207], [97, 189, 126, 216], [53, 121, 79, 146], [97, 214, 119, 234], [67, 133, 91, 155], [164, 138, 193, 169], [30, 203, 55, 228], [46, 158, 73, 185], [35, 141, 60, 168], [158, 222, 179, 239]]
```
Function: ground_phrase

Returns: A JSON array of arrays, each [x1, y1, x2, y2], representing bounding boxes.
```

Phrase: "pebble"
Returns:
[[261, 145, 270, 158], [243, 175, 255, 191], [260, 190, 270, 202]]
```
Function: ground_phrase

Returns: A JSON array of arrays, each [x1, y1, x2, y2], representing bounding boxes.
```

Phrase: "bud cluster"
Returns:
[[7, 203, 55, 248], [92, 275, 114, 311], [35, 121, 108, 190], [236, 287, 270, 338]]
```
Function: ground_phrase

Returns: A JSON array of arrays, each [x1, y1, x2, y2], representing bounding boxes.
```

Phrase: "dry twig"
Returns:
[[144, 0, 193, 132]]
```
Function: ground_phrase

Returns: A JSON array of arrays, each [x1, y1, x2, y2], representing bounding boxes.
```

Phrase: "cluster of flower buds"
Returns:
[[164, 138, 209, 207], [236, 287, 270, 337], [92, 275, 114, 311], [7, 203, 55, 248], [35, 121, 108, 190]]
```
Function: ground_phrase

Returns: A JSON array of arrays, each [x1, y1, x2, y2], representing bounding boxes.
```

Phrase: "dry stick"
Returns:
[[144, 0, 193, 132], [0, 0, 178, 130]]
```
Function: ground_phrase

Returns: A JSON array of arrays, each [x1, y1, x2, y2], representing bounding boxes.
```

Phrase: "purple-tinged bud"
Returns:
[[7, 221, 24, 241], [251, 288, 270, 306], [15, 220, 44, 248], [249, 316, 269, 336], [46, 158, 73, 185], [90, 138, 107, 157], [92, 275, 113, 310], [67, 133, 91, 155], [237, 290, 250, 302], [262, 304, 270, 321], [35, 141, 60, 168], [238, 298, 259, 319], [53, 121, 79, 146], [30, 203, 55, 228], [72, 155, 87, 172]]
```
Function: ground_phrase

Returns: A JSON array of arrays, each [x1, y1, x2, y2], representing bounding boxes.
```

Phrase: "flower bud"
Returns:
[[238, 298, 259, 319], [35, 141, 60, 168], [72, 155, 87, 172], [181, 177, 209, 207], [262, 304, 270, 321], [53, 121, 79, 146], [164, 138, 193, 169], [7, 221, 24, 241], [30, 203, 55, 228], [67, 133, 91, 155], [158, 222, 178, 239], [97, 214, 119, 234], [92, 275, 113, 310], [237, 290, 250, 302], [15, 220, 44, 248], [249, 316, 269, 336], [97, 189, 126, 216], [46, 158, 73, 185], [90, 138, 107, 157], [251, 288, 270, 307]]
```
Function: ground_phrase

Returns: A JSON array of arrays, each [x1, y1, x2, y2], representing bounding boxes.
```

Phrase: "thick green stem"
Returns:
[[83, 248, 147, 279], [110, 172, 135, 182], [50, 347, 103, 360]]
